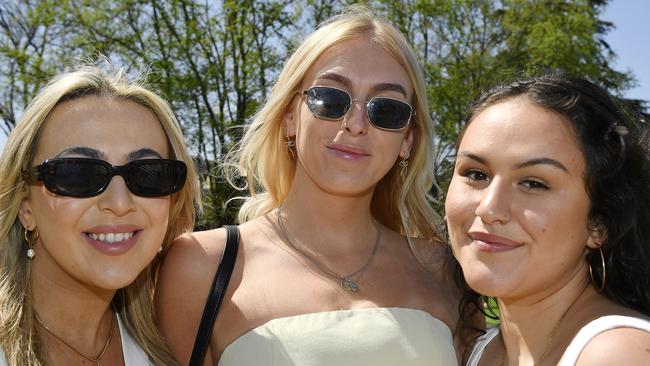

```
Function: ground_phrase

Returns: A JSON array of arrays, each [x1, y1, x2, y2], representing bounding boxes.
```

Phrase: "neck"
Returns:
[[497, 268, 590, 365], [31, 260, 116, 354], [280, 167, 379, 254]]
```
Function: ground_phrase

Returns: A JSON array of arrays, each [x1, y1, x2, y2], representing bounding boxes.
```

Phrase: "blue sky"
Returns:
[[1, 1, 647, 150], [602, 0, 650, 102]]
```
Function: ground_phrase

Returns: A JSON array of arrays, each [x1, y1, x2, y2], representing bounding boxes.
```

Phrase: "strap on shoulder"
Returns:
[[189, 225, 240, 366]]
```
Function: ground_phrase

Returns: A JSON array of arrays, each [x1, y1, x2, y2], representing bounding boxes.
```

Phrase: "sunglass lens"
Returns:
[[126, 160, 186, 197], [305, 87, 350, 119], [43, 160, 110, 197], [368, 98, 412, 130]]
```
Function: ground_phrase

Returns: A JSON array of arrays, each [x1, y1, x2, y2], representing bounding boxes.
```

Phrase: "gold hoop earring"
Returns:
[[588, 246, 606, 293], [399, 150, 410, 179], [24, 228, 39, 259]]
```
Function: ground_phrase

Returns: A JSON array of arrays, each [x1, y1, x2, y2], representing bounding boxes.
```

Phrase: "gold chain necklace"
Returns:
[[35, 311, 115, 365], [499, 285, 587, 366], [275, 206, 381, 292]]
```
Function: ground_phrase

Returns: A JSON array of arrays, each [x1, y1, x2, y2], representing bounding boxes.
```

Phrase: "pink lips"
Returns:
[[327, 144, 370, 160], [83, 225, 142, 256], [469, 232, 522, 253]]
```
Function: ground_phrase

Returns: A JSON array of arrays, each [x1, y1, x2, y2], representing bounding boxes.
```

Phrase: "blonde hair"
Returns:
[[226, 8, 440, 239], [0, 63, 200, 365]]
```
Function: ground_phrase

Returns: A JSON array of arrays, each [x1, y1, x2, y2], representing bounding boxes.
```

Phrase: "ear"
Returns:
[[283, 99, 298, 138], [399, 127, 415, 158], [18, 199, 36, 231], [586, 224, 607, 250]]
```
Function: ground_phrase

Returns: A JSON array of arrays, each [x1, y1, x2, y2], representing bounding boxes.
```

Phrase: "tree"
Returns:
[[0, 0, 641, 225]]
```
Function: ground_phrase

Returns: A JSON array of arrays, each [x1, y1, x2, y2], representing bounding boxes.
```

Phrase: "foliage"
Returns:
[[0, 0, 640, 227]]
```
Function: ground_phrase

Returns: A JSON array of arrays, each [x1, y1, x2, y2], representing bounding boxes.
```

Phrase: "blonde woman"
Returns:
[[157, 9, 476, 366], [0, 64, 200, 365]]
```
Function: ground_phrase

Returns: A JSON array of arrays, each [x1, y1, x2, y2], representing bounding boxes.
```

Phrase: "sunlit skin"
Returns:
[[285, 37, 414, 198], [445, 97, 598, 304], [18, 96, 171, 365], [156, 36, 462, 366], [445, 97, 650, 365]]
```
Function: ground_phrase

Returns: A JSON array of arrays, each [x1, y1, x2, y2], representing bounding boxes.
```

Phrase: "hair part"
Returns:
[[0, 61, 201, 365]]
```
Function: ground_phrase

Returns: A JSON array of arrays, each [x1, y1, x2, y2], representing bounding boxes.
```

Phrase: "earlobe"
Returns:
[[586, 225, 607, 250], [18, 199, 36, 231], [400, 128, 415, 158], [283, 101, 298, 138]]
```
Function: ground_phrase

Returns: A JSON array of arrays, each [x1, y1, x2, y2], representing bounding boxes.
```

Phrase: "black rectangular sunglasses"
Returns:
[[302, 86, 414, 131], [24, 158, 187, 198]]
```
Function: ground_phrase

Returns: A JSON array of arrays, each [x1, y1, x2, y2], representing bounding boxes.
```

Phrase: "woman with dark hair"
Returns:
[[445, 74, 650, 365]]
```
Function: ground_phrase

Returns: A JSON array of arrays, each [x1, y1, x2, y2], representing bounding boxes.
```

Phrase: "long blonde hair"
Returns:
[[226, 8, 440, 239], [0, 63, 201, 365]]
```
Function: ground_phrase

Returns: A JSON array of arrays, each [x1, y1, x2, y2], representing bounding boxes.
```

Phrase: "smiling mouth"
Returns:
[[85, 231, 137, 243]]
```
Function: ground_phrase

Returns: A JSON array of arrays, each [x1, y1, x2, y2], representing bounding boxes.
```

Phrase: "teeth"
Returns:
[[88, 232, 135, 243]]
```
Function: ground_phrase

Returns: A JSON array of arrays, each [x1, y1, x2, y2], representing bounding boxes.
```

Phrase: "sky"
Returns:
[[602, 0, 650, 102], [1, 0, 648, 151]]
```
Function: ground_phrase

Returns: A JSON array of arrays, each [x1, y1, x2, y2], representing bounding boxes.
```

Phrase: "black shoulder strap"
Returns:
[[189, 225, 240, 366]]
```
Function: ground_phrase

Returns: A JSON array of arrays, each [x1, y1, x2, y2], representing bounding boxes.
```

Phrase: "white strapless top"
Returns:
[[218, 307, 457, 366]]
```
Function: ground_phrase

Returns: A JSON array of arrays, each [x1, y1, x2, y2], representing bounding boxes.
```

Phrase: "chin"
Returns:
[[460, 262, 510, 297], [90, 268, 144, 291]]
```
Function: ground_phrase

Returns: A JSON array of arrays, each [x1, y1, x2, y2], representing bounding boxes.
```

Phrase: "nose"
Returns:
[[341, 99, 369, 136], [475, 177, 512, 225], [97, 176, 136, 216]]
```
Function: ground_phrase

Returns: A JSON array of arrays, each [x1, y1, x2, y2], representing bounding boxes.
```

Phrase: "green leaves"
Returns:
[[0, 0, 640, 225]]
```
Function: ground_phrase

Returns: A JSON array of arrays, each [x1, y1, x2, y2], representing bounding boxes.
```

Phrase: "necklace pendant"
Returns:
[[341, 277, 359, 292]]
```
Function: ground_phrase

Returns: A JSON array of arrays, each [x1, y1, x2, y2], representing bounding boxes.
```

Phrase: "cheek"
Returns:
[[521, 195, 589, 239], [444, 179, 477, 247], [138, 197, 172, 233], [31, 189, 93, 229]]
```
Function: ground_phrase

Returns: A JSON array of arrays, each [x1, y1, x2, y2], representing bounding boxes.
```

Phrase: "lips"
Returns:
[[469, 231, 522, 253], [83, 225, 142, 256], [327, 144, 371, 160]]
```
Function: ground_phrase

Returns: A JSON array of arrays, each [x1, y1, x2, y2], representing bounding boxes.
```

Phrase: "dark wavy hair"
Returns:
[[455, 74, 650, 319]]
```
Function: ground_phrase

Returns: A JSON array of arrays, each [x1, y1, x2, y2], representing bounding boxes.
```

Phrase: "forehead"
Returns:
[[460, 98, 586, 172], [33, 95, 169, 163], [302, 37, 413, 96]]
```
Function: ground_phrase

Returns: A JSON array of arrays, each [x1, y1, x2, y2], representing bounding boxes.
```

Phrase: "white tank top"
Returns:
[[0, 314, 154, 365]]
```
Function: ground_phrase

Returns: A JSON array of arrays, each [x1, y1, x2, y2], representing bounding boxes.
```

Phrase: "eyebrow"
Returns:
[[53, 147, 164, 161], [515, 158, 568, 173], [315, 72, 408, 97], [55, 146, 103, 159], [458, 151, 569, 173], [128, 148, 164, 160]]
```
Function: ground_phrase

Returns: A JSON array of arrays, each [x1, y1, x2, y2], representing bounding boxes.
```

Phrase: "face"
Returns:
[[445, 98, 601, 302], [284, 37, 414, 197], [19, 96, 172, 291]]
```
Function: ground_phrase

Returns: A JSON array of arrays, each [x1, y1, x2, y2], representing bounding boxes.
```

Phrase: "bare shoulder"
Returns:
[[158, 228, 229, 291], [576, 326, 650, 366], [403, 236, 463, 315], [155, 227, 228, 365], [408, 237, 457, 289]]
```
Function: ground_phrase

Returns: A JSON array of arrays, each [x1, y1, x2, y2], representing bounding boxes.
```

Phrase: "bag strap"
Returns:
[[189, 225, 240, 366]]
